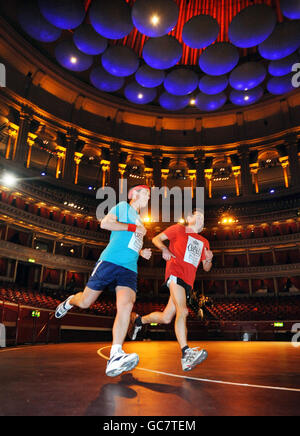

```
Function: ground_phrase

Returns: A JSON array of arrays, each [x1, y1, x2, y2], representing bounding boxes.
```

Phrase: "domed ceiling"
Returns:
[[4, 0, 300, 112]]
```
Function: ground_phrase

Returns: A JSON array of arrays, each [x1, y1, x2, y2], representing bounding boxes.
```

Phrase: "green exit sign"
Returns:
[[274, 322, 284, 327], [31, 310, 40, 318]]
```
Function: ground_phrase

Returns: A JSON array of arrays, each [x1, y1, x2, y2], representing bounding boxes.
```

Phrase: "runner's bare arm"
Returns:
[[100, 213, 147, 234], [152, 233, 175, 260]]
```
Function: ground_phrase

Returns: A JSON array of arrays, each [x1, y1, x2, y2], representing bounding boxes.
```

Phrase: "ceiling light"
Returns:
[[70, 56, 77, 64], [1, 173, 17, 187], [244, 95, 250, 101], [151, 15, 159, 26], [137, 93, 144, 99], [190, 98, 196, 105]]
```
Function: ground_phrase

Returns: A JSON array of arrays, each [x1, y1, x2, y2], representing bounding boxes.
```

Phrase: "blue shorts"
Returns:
[[86, 260, 137, 293]]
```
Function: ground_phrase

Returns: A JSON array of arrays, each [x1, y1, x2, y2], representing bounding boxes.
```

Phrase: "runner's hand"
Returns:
[[140, 248, 152, 260], [205, 247, 213, 261], [162, 247, 175, 261]]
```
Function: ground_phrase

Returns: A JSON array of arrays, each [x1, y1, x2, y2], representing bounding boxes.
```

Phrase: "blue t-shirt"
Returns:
[[99, 202, 143, 273]]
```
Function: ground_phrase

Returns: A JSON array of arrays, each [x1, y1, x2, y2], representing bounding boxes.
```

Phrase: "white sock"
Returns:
[[64, 296, 74, 310], [110, 344, 122, 357]]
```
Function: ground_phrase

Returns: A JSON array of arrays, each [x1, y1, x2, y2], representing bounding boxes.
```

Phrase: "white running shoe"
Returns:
[[55, 295, 74, 319], [106, 350, 139, 377], [181, 347, 208, 372]]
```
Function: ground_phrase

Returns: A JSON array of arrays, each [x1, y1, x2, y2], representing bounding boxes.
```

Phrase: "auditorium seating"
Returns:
[[1, 286, 299, 322]]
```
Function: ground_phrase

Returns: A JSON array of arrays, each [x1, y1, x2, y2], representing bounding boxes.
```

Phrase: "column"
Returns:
[[144, 168, 153, 186], [250, 164, 260, 194], [74, 152, 83, 185], [286, 134, 300, 188], [224, 280, 228, 296], [39, 266, 44, 288], [232, 166, 241, 197], [55, 148, 65, 179], [109, 142, 121, 193], [63, 128, 78, 183], [101, 160, 110, 188], [152, 149, 162, 187], [273, 277, 279, 295], [204, 169, 213, 198], [246, 249, 250, 266], [4, 224, 9, 241], [13, 260, 18, 282], [249, 279, 252, 296], [118, 163, 127, 195], [13, 107, 33, 164], [194, 150, 205, 188], [279, 156, 289, 188], [26, 133, 37, 168], [188, 170, 196, 198], [161, 169, 169, 198], [239, 146, 253, 196], [5, 125, 18, 160], [272, 249, 277, 265]]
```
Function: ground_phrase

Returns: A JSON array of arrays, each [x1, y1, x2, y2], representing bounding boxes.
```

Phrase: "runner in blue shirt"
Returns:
[[55, 185, 151, 377]]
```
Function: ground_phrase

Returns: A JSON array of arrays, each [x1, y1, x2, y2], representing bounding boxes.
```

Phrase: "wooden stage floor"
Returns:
[[0, 341, 299, 416]]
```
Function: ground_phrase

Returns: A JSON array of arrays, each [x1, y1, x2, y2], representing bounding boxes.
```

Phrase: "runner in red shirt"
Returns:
[[128, 209, 213, 371]]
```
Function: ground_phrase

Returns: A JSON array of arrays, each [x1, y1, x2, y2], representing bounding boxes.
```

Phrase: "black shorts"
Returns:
[[164, 275, 192, 300]]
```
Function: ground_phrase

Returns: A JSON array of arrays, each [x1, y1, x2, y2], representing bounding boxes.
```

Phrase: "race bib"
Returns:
[[128, 232, 144, 253], [183, 236, 204, 268]]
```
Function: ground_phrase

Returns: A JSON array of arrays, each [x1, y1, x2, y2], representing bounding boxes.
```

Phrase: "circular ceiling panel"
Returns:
[[164, 68, 199, 96], [268, 52, 300, 77], [230, 86, 264, 106], [124, 81, 157, 104], [199, 42, 239, 76], [73, 24, 107, 56], [195, 92, 227, 112], [90, 65, 125, 92], [135, 65, 165, 88], [102, 45, 139, 77], [55, 40, 93, 72], [182, 14, 219, 49], [18, 0, 62, 43], [267, 73, 295, 95], [228, 4, 276, 48], [132, 0, 179, 38], [89, 0, 133, 40], [199, 75, 228, 95], [229, 62, 267, 91], [258, 21, 300, 61], [38, 0, 85, 30], [143, 35, 182, 70], [159, 92, 190, 111], [280, 0, 300, 19]]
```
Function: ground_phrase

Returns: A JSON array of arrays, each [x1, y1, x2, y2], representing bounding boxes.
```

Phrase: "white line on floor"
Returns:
[[97, 346, 300, 393]]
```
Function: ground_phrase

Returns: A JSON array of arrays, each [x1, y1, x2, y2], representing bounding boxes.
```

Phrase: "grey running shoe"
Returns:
[[127, 312, 142, 340], [106, 350, 139, 377], [55, 295, 74, 319], [181, 347, 208, 371]]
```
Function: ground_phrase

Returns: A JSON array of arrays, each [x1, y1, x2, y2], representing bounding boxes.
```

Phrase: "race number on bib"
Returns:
[[183, 236, 204, 268], [128, 232, 143, 253]]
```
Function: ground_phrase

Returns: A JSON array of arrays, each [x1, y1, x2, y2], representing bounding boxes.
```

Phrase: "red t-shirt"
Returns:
[[163, 224, 210, 288]]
